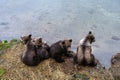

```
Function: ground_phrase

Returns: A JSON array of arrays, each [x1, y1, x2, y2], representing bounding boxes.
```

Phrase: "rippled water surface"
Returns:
[[0, 0, 120, 67]]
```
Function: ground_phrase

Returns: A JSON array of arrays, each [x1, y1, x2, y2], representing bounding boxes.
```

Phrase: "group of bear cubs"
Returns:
[[21, 31, 97, 68]]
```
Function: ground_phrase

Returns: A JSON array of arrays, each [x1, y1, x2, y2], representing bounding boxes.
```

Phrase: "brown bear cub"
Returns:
[[50, 39, 72, 63], [21, 34, 32, 44], [33, 38, 50, 61], [74, 31, 97, 66], [21, 35, 40, 66]]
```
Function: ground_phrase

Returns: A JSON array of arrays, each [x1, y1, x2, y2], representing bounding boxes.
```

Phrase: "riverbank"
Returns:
[[0, 40, 115, 80]]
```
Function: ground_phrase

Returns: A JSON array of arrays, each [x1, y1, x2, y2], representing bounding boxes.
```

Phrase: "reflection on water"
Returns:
[[0, 0, 120, 67]]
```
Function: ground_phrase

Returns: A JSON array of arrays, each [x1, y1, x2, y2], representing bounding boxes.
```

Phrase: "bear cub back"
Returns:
[[50, 39, 72, 63], [33, 38, 50, 61], [21, 35, 40, 66]]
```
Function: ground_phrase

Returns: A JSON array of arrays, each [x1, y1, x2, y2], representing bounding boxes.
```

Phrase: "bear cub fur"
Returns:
[[21, 35, 40, 66], [50, 39, 72, 63], [74, 31, 97, 67], [33, 38, 50, 61]]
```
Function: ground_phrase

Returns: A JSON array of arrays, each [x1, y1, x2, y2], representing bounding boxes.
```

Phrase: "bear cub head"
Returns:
[[86, 31, 95, 44], [61, 39, 72, 53], [21, 34, 32, 44]]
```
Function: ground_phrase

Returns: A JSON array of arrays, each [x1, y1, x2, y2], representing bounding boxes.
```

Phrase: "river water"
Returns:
[[0, 0, 120, 67]]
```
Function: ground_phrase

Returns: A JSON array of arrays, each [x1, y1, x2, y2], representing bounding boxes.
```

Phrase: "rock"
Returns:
[[110, 53, 120, 80], [111, 53, 120, 67]]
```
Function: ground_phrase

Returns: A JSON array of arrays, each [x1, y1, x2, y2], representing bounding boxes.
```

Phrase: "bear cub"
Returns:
[[21, 34, 32, 44], [33, 38, 50, 61], [74, 31, 97, 67], [21, 34, 40, 66], [50, 39, 72, 63]]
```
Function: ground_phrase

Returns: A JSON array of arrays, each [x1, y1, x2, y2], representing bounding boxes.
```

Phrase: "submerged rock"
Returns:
[[111, 36, 120, 41], [0, 22, 9, 25]]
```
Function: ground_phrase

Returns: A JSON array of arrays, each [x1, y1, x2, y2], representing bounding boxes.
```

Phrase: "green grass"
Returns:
[[0, 42, 10, 50], [0, 69, 6, 77], [79, 73, 89, 80], [73, 73, 89, 80], [0, 39, 20, 51]]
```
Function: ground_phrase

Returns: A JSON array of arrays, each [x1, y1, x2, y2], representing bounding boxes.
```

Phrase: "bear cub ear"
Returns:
[[28, 34, 32, 38], [88, 31, 92, 34], [69, 39, 72, 42], [20, 34, 32, 40]]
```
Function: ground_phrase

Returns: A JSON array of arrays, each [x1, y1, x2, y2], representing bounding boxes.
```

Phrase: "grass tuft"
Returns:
[[73, 73, 89, 80], [0, 69, 6, 77], [0, 39, 20, 51]]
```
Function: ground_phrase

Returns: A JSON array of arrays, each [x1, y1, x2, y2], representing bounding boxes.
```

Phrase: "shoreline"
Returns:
[[0, 38, 113, 68]]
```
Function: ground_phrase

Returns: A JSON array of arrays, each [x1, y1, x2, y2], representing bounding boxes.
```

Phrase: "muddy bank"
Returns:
[[0, 42, 114, 80]]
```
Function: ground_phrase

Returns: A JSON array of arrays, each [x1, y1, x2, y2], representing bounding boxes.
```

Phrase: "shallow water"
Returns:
[[0, 0, 120, 67]]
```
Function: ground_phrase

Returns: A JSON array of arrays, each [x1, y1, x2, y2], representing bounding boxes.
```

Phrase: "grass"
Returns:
[[79, 73, 89, 80], [0, 69, 6, 77], [0, 39, 20, 51], [73, 73, 89, 80]]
